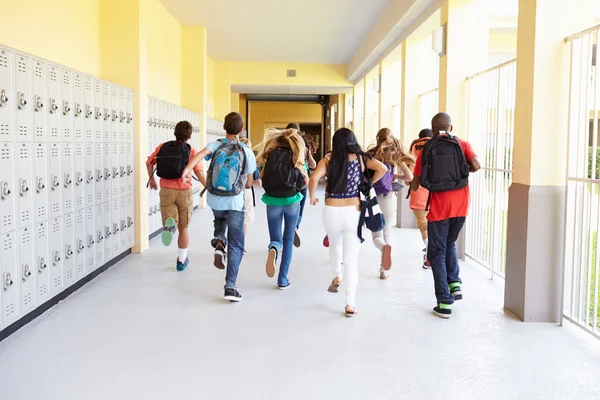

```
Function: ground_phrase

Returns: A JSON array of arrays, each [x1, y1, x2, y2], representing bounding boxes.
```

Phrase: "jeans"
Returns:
[[296, 187, 308, 229], [427, 217, 466, 304], [212, 210, 245, 289], [267, 203, 301, 286]]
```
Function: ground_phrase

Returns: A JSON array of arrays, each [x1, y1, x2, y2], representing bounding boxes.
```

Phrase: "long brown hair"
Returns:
[[368, 128, 415, 167], [254, 128, 306, 169]]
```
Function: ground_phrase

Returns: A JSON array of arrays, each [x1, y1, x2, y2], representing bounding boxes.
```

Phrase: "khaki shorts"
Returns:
[[160, 188, 193, 228], [413, 209, 428, 236]]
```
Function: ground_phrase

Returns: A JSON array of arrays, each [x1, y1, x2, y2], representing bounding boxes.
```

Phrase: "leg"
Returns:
[[427, 219, 454, 304], [175, 189, 192, 250], [380, 195, 396, 246], [224, 210, 245, 289], [159, 188, 178, 247], [413, 209, 429, 243], [296, 187, 308, 229], [212, 210, 227, 249], [266, 206, 284, 278], [445, 217, 466, 288], [341, 207, 361, 309], [322, 206, 343, 281], [278, 203, 301, 286]]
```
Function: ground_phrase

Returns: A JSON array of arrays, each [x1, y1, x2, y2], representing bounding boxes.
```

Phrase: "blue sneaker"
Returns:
[[162, 217, 176, 246], [176, 257, 189, 272]]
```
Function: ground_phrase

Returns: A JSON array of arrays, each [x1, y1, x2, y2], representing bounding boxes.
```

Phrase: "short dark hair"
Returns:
[[224, 112, 244, 135], [286, 123, 300, 131], [174, 120, 193, 141], [419, 128, 433, 139]]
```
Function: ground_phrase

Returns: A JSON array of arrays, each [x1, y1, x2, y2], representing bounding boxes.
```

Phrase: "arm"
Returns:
[[309, 158, 328, 205], [365, 157, 388, 184], [182, 147, 212, 184], [396, 162, 414, 184], [246, 173, 254, 189], [194, 169, 206, 187], [411, 152, 423, 192], [468, 157, 481, 173], [411, 178, 420, 192], [307, 152, 317, 169]]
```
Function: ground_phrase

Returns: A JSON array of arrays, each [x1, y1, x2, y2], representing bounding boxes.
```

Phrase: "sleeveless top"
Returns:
[[373, 163, 394, 196], [326, 158, 361, 199]]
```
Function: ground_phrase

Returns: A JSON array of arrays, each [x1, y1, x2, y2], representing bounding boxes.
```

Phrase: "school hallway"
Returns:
[[0, 191, 599, 400]]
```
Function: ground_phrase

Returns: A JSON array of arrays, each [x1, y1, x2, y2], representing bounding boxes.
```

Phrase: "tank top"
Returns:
[[326, 158, 361, 199]]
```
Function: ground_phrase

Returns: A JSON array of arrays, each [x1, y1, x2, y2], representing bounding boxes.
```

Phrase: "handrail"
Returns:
[[565, 23, 600, 42], [467, 59, 517, 80], [417, 88, 439, 98]]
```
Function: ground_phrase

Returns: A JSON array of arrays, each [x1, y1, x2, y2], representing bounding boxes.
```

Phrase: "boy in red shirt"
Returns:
[[411, 113, 480, 318]]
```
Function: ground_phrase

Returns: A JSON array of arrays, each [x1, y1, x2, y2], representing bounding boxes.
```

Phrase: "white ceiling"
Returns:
[[159, 0, 391, 63]]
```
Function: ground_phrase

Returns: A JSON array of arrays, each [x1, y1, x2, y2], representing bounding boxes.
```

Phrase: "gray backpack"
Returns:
[[204, 139, 248, 197]]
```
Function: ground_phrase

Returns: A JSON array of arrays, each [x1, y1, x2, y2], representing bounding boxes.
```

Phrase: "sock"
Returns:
[[424, 238, 428, 249], [178, 248, 187, 263]]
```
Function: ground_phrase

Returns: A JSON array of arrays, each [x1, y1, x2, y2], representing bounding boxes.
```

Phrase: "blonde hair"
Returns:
[[254, 128, 306, 169], [239, 137, 251, 147], [368, 128, 415, 167]]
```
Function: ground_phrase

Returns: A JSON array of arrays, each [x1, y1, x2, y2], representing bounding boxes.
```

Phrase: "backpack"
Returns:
[[205, 139, 248, 196], [420, 135, 470, 193], [155, 141, 191, 179], [262, 147, 303, 198]]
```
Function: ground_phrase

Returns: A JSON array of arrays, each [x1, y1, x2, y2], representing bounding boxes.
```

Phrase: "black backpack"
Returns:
[[420, 135, 470, 193], [262, 147, 303, 198], [155, 141, 191, 179]]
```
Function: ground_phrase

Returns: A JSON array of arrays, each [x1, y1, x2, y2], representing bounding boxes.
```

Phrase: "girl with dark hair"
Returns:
[[309, 128, 387, 316]]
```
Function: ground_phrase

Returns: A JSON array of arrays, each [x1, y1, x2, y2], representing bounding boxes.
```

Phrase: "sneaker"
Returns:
[[433, 303, 452, 319], [176, 257, 189, 272], [381, 244, 392, 271], [266, 247, 277, 278], [278, 282, 291, 290], [224, 288, 242, 302], [294, 229, 301, 248], [422, 248, 431, 269], [450, 283, 463, 300], [214, 245, 226, 270], [161, 217, 176, 246], [323, 235, 329, 248], [243, 249, 247, 255], [379, 269, 389, 280]]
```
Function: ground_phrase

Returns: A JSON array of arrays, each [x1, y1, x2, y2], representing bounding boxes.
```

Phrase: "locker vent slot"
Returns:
[[87, 258, 94, 268], [51, 127, 59, 139], [0, 52, 8, 68], [5, 303, 16, 318], [54, 277, 61, 288], [35, 64, 43, 78], [21, 210, 31, 225], [22, 229, 31, 243], [23, 293, 33, 308], [65, 200, 72, 211], [39, 284, 48, 298], [19, 146, 29, 159], [96, 253, 102, 263], [65, 215, 72, 227], [1, 146, 10, 159], [113, 243, 119, 253], [18, 59, 27, 73], [66, 270, 73, 281], [51, 146, 59, 158], [77, 262, 84, 275], [77, 213, 83, 224], [3, 234, 13, 250], [96, 193, 102, 203], [52, 203, 60, 214], [36, 127, 44, 139], [75, 76, 82, 88], [49, 69, 57, 82], [96, 83, 101, 94], [38, 223, 46, 239], [104, 86, 109, 96], [95, 130, 102, 141], [63, 73, 70, 86], [64, 129, 72, 140], [0, 124, 9, 138], [86, 130, 93, 140], [64, 145, 71, 157], [76, 198, 83, 208], [37, 207, 46, 219], [76, 146, 83, 156], [3, 214, 13, 229], [19, 125, 28, 138], [36, 145, 44, 157], [86, 147, 93, 156], [85, 81, 92, 91], [52, 220, 60, 233], [76, 129, 82, 140]]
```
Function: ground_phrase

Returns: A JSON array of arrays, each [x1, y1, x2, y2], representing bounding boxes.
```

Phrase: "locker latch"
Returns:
[[153, 205, 158, 214], [96, 169, 103, 182], [74, 103, 82, 117], [148, 207, 152, 216], [65, 244, 73, 259], [105, 226, 112, 238], [85, 105, 93, 118], [121, 220, 127, 231], [18, 92, 27, 109], [103, 108, 110, 121], [112, 110, 118, 122], [3, 272, 13, 291], [120, 166, 126, 177], [53, 250, 61, 265], [49, 98, 58, 114], [113, 223, 119, 234], [22, 264, 32, 281], [0, 88, 8, 106], [95, 106, 102, 120], [36, 177, 45, 193], [127, 217, 134, 227], [63, 101, 71, 115], [127, 166, 133, 176], [1, 181, 11, 199], [87, 234, 95, 247], [104, 168, 111, 180], [86, 170, 94, 184], [75, 171, 83, 186], [77, 239, 85, 253], [112, 167, 119, 179], [64, 173, 72, 187], [38, 257, 47, 272], [97, 230, 104, 242], [127, 113, 132, 123], [19, 179, 29, 196], [120, 111, 126, 123], [35, 95, 44, 112]]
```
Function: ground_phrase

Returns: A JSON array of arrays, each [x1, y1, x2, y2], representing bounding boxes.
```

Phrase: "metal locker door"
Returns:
[[49, 217, 63, 296], [32, 59, 47, 143], [16, 142, 34, 229], [126, 90, 133, 143], [1, 231, 19, 326], [83, 76, 94, 142], [119, 87, 126, 143], [102, 82, 110, 143], [112, 198, 121, 255], [103, 201, 112, 262], [111, 142, 119, 199], [103, 143, 111, 201], [62, 142, 74, 214], [63, 213, 75, 287], [47, 64, 60, 143], [14, 53, 32, 142], [35, 221, 50, 304], [126, 143, 133, 195], [60, 68, 73, 142], [94, 204, 104, 267], [74, 143, 84, 210], [48, 143, 62, 219], [74, 209, 85, 280], [0, 143, 17, 234], [119, 142, 126, 197], [85, 206, 95, 273], [94, 143, 103, 204], [18, 226, 35, 314], [0, 48, 14, 143], [34, 143, 48, 223], [119, 196, 126, 252], [126, 194, 134, 248], [110, 85, 118, 143], [84, 143, 94, 207], [94, 79, 103, 142], [73, 73, 84, 143]]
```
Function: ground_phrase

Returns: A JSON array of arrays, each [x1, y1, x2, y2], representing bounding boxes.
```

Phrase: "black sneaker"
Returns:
[[224, 288, 242, 302], [293, 229, 301, 248], [433, 303, 452, 319], [450, 283, 463, 300], [278, 282, 291, 290], [214, 245, 226, 270]]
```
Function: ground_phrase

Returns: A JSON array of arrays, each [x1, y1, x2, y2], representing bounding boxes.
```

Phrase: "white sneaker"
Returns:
[[379, 268, 389, 280]]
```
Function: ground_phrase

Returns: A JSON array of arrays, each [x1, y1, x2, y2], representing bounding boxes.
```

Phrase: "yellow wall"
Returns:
[[489, 33, 518, 54], [214, 61, 232, 121], [146, 0, 182, 105], [207, 56, 216, 118], [0, 0, 102, 76], [229, 62, 351, 87], [249, 102, 322, 143]]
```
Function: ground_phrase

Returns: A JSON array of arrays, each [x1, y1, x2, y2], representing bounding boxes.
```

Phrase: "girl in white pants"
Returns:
[[309, 128, 387, 317]]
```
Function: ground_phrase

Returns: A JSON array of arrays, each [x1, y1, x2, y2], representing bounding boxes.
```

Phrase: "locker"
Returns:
[[119, 87, 126, 143], [110, 84, 119, 143], [102, 82, 110, 142], [103, 201, 112, 262], [112, 198, 121, 255], [74, 209, 85, 280], [94, 79, 103, 142], [18, 226, 35, 314], [126, 194, 134, 248], [1, 231, 19, 327], [126, 143, 134, 194], [14, 53, 32, 142], [103, 143, 111, 201], [62, 142, 74, 214], [16, 142, 34, 228], [32, 59, 47, 142], [60, 68, 73, 142], [111, 142, 119, 199], [73, 73, 84, 142], [84, 143, 95, 207], [48, 143, 62, 219], [63, 213, 75, 287], [0, 48, 14, 142], [94, 204, 104, 267], [34, 143, 48, 223], [47, 64, 60, 142], [74, 143, 84, 210], [119, 142, 126, 197], [83, 76, 94, 141], [0, 142, 16, 234], [85, 206, 95, 273], [49, 217, 63, 296], [35, 221, 50, 304], [126, 90, 133, 143], [119, 196, 127, 251], [94, 143, 104, 204]]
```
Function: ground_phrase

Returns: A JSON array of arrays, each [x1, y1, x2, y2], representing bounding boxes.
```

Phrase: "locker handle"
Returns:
[[74, 103, 82, 117], [18, 92, 27, 109], [104, 168, 111, 180], [95, 107, 102, 120], [128, 217, 134, 227], [38, 257, 47, 272], [112, 110, 118, 122], [103, 108, 110, 121], [35, 95, 44, 112], [105, 227, 112, 237], [127, 166, 133, 176], [86, 105, 93, 118], [96, 170, 103, 182], [36, 177, 46, 193], [1, 181, 11, 199], [51, 175, 60, 190], [0, 88, 7, 106], [3, 272, 13, 291], [77, 240, 85, 253], [22, 264, 32, 281], [127, 113, 132, 123], [120, 166, 126, 177], [76, 172, 83, 186], [49, 98, 58, 114], [148, 207, 153, 216], [64, 173, 72, 187], [65, 245, 73, 259], [87, 171, 94, 183], [19, 179, 29, 196], [53, 250, 61, 265], [97, 231, 104, 242], [121, 220, 127, 230], [112, 167, 119, 179], [113, 223, 120, 234], [63, 101, 71, 115], [120, 111, 126, 123], [88, 235, 95, 247]]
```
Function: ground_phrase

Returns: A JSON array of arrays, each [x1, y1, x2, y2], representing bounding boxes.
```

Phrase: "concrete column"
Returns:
[[504, 0, 595, 322]]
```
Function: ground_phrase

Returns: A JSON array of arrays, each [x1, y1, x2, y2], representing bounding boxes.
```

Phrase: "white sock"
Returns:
[[424, 239, 428, 250], [178, 248, 188, 263]]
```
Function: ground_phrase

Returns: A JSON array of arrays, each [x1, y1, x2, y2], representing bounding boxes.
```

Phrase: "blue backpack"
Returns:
[[205, 139, 248, 197]]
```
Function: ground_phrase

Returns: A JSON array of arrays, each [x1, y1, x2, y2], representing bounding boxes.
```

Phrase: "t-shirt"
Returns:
[[413, 136, 477, 222], [262, 192, 303, 206], [204, 139, 257, 212], [146, 142, 202, 190]]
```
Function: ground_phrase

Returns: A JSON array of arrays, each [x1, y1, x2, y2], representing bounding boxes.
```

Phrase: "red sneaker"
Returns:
[[323, 235, 329, 248], [422, 248, 431, 269]]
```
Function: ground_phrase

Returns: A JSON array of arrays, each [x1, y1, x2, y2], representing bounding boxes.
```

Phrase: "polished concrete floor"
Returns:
[[1, 194, 600, 400]]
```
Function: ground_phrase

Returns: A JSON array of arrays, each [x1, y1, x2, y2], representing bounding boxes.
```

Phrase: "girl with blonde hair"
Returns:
[[367, 128, 415, 279], [255, 128, 309, 289]]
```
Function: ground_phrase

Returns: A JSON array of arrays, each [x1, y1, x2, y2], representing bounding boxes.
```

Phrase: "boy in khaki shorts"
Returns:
[[146, 121, 205, 271]]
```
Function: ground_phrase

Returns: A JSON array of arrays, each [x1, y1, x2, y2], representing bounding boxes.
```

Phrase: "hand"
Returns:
[[310, 196, 319, 206], [149, 178, 158, 190], [181, 168, 192, 185]]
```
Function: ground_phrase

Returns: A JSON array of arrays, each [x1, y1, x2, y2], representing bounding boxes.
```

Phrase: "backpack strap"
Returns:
[[251, 186, 256, 207], [146, 168, 157, 188]]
